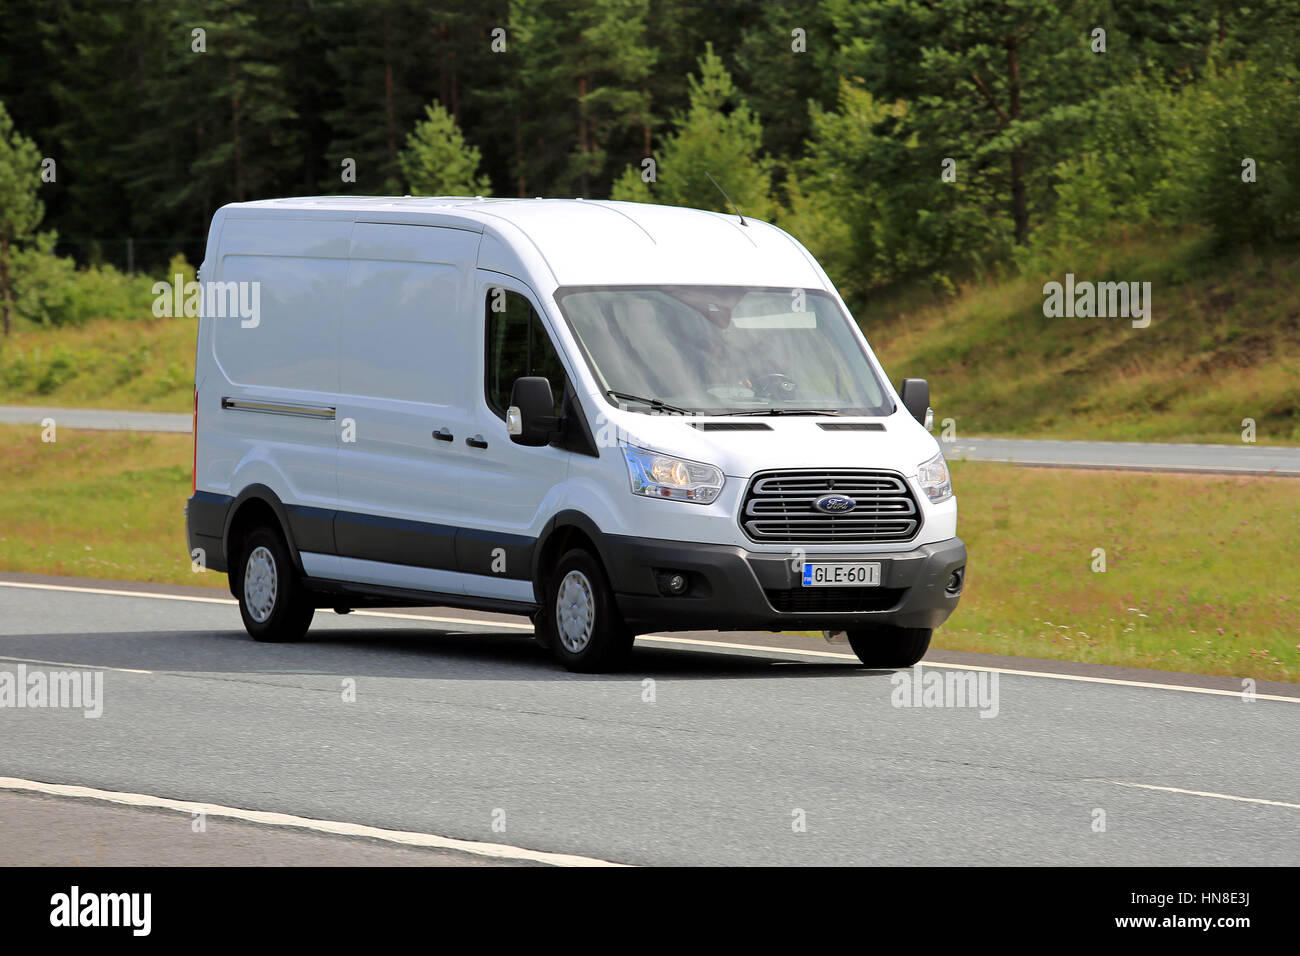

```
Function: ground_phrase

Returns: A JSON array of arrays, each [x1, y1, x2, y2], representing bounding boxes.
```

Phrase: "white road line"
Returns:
[[639, 635, 853, 659], [0, 776, 628, 867], [0, 580, 532, 629], [352, 609, 532, 630], [0, 655, 153, 675], [3, 579, 1297, 703], [0, 580, 236, 605], [637, 636, 1300, 703], [1105, 780, 1300, 811]]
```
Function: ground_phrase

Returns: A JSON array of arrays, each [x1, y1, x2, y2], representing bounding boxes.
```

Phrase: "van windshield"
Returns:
[[553, 286, 893, 416]]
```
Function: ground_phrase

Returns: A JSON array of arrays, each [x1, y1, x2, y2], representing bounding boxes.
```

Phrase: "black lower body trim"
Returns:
[[764, 587, 905, 613], [187, 492, 537, 586], [287, 504, 337, 555], [301, 577, 537, 616], [333, 510, 457, 570]]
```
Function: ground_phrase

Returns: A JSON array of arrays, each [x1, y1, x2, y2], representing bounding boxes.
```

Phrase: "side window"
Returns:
[[485, 287, 568, 417]]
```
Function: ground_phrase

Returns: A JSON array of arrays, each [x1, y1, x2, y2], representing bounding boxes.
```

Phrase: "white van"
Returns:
[[186, 197, 965, 671]]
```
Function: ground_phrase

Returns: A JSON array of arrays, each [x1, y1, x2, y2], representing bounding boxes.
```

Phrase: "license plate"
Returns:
[[801, 562, 881, 587]]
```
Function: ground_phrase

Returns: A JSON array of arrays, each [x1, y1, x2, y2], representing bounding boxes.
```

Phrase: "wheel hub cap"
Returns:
[[556, 570, 595, 653], [243, 545, 278, 623]]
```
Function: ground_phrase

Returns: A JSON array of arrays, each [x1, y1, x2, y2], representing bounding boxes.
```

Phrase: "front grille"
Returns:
[[740, 469, 921, 543], [765, 587, 904, 613]]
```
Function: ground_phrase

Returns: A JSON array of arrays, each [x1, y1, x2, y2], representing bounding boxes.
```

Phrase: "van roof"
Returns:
[[222, 196, 828, 289]]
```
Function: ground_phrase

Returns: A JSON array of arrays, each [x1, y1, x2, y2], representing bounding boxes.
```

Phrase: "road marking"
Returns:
[[0, 776, 628, 867], [3, 579, 1296, 702], [0, 655, 152, 675], [352, 609, 532, 630], [0, 580, 532, 629], [633, 637, 1300, 703], [0, 580, 236, 605], [1105, 780, 1300, 811]]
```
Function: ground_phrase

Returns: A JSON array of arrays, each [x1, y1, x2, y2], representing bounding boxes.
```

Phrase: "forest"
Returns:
[[0, 0, 1297, 330]]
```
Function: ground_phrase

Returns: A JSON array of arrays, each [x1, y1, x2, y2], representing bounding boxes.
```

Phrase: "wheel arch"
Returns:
[[531, 510, 610, 599], [222, 484, 305, 583]]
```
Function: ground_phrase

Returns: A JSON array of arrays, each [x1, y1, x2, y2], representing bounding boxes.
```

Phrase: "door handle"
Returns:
[[432, 428, 454, 442], [465, 434, 488, 449]]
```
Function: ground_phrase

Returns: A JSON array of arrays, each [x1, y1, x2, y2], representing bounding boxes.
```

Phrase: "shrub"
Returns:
[[11, 242, 187, 327]]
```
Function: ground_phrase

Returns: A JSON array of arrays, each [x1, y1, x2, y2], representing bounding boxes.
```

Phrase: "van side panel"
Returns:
[[204, 215, 349, 512], [339, 223, 475, 403], [332, 223, 483, 595]]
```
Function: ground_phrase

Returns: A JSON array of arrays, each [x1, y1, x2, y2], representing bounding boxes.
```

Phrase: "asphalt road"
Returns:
[[942, 436, 1300, 476], [3, 405, 1297, 475], [0, 406, 192, 434], [0, 789, 528, 867], [1, 577, 1296, 866]]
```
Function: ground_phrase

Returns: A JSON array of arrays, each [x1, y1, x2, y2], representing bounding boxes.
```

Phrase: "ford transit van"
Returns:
[[185, 197, 966, 671]]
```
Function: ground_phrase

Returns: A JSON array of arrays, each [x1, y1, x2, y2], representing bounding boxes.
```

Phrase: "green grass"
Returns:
[[0, 424, 208, 586], [0, 316, 196, 412], [942, 460, 1299, 683], [864, 231, 1300, 445], [0, 425, 1295, 683]]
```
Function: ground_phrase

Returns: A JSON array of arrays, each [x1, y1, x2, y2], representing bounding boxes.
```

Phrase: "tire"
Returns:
[[234, 526, 315, 642], [846, 626, 932, 668], [543, 548, 634, 672]]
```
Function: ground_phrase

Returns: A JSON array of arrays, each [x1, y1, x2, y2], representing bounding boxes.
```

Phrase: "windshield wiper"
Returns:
[[718, 408, 841, 417], [606, 390, 696, 415]]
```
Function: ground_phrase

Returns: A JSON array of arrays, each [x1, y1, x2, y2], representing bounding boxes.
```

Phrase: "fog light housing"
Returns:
[[945, 567, 965, 595], [655, 571, 690, 596]]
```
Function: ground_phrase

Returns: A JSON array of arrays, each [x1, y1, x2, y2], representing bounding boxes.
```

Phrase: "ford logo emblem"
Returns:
[[813, 494, 856, 514]]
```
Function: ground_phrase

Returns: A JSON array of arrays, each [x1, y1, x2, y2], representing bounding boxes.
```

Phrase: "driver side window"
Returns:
[[485, 287, 567, 418]]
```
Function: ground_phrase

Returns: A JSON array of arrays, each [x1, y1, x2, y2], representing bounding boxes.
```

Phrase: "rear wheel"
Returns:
[[544, 549, 633, 672], [235, 526, 315, 642], [846, 626, 931, 668]]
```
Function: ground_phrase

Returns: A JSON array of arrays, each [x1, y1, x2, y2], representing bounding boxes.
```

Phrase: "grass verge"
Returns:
[[942, 460, 1298, 682], [0, 316, 196, 412], [0, 425, 205, 587]]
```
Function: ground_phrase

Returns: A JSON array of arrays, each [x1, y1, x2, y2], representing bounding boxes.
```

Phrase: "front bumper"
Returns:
[[605, 535, 966, 633]]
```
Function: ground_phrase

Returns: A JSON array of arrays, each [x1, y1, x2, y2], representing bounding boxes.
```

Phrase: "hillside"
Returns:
[[865, 231, 1300, 445], [0, 317, 195, 412]]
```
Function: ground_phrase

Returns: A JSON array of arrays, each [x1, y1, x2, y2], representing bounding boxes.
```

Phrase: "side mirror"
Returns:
[[507, 376, 560, 446], [899, 378, 931, 427]]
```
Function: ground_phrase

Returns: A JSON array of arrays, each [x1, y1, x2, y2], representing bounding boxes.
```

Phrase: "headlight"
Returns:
[[624, 446, 724, 504], [917, 451, 953, 503]]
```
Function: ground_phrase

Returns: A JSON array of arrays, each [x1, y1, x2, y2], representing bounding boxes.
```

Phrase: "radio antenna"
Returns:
[[704, 171, 746, 226]]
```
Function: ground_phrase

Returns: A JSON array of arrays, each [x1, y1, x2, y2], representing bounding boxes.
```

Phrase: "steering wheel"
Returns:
[[751, 372, 799, 402]]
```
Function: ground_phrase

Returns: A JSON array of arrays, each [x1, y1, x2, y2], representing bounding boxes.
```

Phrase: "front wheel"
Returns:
[[846, 626, 932, 668], [543, 549, 634, 672]]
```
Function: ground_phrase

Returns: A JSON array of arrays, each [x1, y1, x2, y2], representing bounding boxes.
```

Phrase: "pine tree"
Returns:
[[398, 102, 491, 196], [481, 0, 655, 198], [321, 0, 430, 193], [612, 44, 775, 221], [731, 0, 838, 174], [40, 0, 167, 264], [829, 0, 1099, 246], [0, 101, 45, 334]]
